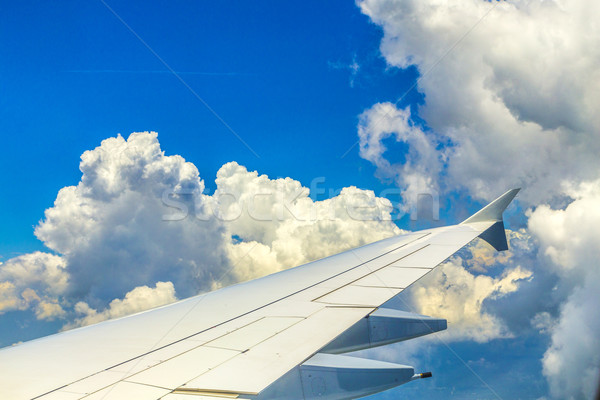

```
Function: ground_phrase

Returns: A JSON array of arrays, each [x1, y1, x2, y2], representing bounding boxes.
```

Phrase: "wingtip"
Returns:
[[501, 187, 521, 198], [461, 188, 521, 224]]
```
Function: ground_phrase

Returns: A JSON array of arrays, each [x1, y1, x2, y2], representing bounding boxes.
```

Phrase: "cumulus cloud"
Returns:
[[542, 277, 600, 400], [527, 181, 600, 399], [411, 257, 532, 342], [386, 182, 600, 398], [65, 281, 177, 329], [357, 1, 600, 397], [528, 180, 600, 280], [358, 0, 600, 204], [215, 162, 401, 281], [34, 132, 230, 302], [0, 252, 68, 320], [464, 237, 512, 273], [357, 103, 442, 205], [0, 132, 401, 334]]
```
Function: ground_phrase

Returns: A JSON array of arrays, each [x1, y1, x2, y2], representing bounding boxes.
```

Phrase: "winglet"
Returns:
[[460, 188, 520, 251], [460, 188, 520, 224]]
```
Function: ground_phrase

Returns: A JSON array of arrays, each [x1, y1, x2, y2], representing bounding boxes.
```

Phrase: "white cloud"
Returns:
[[358, 0, 600, 204], [527, 181, 600, 399], [215, 162, 402, 281], [358, 1, 600, 396], [0, 252, 68, 320], [0, 252, 68, 296], [411, 257, 532, 343], [34, 300, 66, 321], [65, 281, 177, 329], [34, 132, 230, 302], [528, 180, 600, 280], [399, 181, 598, 397], [532, 312, 555, 335], [464, 237, 510, 273], [1, 132, 402, 332], [0, 282, 20, 312], [4, 130, 592, 399], [357, 103, 442, 204], [542, 276, 600, 400]]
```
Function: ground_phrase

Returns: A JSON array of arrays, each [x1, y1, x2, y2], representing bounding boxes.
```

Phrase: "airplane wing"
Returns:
[[0, 189, 520, 400]]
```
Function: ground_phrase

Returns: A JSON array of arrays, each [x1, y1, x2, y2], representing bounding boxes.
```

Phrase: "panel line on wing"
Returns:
[[201, 316, 304, 352], [176, 306, 373, 395], [311, 244, 430, 303], [76, 381, 172, 400], [352, 284, 404, 289], [98, 232, 432, 374], [124, 346, 240, 390], [4, 217, 510, 400], [29, 232, 436, 399]]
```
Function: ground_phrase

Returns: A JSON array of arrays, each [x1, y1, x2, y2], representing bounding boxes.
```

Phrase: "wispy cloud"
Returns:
[[328, 53, 361, 88]]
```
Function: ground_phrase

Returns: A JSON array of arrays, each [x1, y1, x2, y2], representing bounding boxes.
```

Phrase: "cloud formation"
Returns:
[[65, 281, 177, 329], [34, 132, 230, 303], [0, 132, 400, 335], [358, 0, 600, 204], [528, 181, 600, 399], [357, 1, 600, 397], [411, 256, 532, 343], [215, 162, 401, 281], [0, 252, 67, 320], [358, 103, 442, 203]]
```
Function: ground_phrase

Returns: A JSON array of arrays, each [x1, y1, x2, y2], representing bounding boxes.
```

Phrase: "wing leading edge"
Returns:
[[0, 189, 520, 400]]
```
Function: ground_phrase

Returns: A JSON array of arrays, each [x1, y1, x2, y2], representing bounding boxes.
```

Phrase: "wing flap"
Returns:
[[177, 306, 373, 395], [165, 395, 246, 400], [125, 346, 239, 390]]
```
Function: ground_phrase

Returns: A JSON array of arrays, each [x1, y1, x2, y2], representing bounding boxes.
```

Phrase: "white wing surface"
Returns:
[[0, 189, 520, 400]]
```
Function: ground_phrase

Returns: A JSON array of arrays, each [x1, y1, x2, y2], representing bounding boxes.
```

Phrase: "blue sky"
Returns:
[[2, 1, 599, 399], [0, 0, 425, 255]]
